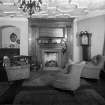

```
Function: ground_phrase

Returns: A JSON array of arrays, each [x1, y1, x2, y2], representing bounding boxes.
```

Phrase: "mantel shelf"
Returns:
[[39, 43, 63, 49]]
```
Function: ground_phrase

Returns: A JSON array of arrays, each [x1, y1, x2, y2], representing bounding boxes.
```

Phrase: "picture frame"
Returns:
[[10, 33, 17, 42]]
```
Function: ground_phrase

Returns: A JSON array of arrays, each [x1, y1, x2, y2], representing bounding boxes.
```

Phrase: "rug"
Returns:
[[0, 82, 12, 96], [22, 71, 60, 87], [13, 88, 105, 105], [22, 71, 90, 87]]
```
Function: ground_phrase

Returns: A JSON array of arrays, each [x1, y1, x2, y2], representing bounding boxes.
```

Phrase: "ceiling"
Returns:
[[0, 0, 105, 19]]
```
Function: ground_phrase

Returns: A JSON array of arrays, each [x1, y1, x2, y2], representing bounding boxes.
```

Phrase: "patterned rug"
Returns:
[[0, 82, 12, 96], [13, 88, 105, 105], [22, 71, 91, 87], [22, 71, 61, 87]]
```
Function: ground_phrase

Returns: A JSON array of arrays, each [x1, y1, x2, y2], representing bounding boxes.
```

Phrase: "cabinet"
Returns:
[[0, 48, 20, 57]]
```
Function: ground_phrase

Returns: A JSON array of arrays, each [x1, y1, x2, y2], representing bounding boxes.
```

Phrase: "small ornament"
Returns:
[[16, 39, 20, 44]]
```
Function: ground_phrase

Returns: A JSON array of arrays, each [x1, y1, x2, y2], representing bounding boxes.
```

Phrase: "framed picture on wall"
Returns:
[[10, 33, 17, 42], [9, 33, 20, 48]]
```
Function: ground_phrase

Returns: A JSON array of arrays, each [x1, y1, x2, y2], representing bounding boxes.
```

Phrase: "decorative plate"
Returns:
[[10, 33, 17, 42], [16, 39, 20, 44]]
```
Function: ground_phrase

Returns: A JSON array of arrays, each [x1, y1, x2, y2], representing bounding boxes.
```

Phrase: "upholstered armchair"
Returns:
[[52, 61, 85, 92], [4, 56, 30, 81], [81, 55, 105, 79]]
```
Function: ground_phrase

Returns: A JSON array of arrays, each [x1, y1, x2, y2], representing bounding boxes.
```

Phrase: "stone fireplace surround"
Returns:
[[38, 37, 65, 70]]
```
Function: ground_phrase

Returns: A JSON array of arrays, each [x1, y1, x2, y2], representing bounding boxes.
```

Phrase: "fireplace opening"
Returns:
[[45, 60, 58, 67], [44, 52, 58, 68]]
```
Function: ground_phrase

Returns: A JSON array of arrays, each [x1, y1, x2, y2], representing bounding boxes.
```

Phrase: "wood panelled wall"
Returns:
[[39, 28, 64, 38], [28, 18, 74, 65]]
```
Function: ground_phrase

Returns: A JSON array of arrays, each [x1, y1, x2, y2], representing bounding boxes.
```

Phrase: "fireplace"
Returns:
[[44, 52, 58, 67], [28, 18, 74, 71], [42, 49, 62, 70]]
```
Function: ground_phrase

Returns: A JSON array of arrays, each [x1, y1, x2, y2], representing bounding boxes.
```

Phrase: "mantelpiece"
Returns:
[[28, 18, 74, 69], [37, 37, 63, 48], [37, 37, 62, 44]]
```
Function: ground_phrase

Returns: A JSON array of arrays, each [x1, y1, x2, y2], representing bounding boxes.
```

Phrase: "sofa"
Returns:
[[81, 55, 105, 79], [0, 48, 20, 81], [3, 55, 30, 81], [52, 61, 86, 92]]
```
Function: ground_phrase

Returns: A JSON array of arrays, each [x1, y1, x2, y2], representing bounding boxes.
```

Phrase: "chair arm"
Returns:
[[84, 64, 102, 70], [5, 64, 30, 81], [5, 64, 30, 70]]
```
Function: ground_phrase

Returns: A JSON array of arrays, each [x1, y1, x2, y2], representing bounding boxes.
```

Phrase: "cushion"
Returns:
[[3, 56, 10, 66], [65, 64, 72, 74], [91, 56, 98, 65], [64, 58, 76, 73], [91, 55, 102, 65]]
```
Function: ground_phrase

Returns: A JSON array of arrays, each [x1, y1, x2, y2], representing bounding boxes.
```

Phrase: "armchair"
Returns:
[[52, 61, 85, 91], [81, 55, 105, 79], [4, 56, 30, 81]]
